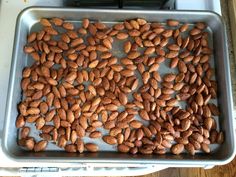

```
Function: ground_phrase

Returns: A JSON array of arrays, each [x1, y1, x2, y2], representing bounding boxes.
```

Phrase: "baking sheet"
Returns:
[[3, 7, 235, 165]]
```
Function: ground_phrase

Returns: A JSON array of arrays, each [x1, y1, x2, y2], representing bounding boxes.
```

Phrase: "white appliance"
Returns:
[[0, 0, 224, 176]]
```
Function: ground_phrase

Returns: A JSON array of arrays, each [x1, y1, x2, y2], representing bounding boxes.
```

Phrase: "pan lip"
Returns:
[[2, 6, 235, 166], [17, 6, 225, 17]]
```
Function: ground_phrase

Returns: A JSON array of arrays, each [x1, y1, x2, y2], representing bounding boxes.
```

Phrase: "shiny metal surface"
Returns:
[[3, 7, 235, 165]]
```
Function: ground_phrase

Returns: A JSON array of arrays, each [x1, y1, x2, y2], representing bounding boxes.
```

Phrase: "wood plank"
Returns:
[[229, 0, 236, 62]]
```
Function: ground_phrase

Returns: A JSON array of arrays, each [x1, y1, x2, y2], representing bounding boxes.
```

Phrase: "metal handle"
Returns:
[[0, 166, 167, 177]]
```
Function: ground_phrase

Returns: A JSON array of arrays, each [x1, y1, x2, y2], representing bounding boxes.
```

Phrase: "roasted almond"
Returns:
[[171, 143, 184, 155], [102, 135, 117, 145], [89, 131, 102, 139], [85, 143, 99, 152], [118, 144, 130, 153], [167, 19, 179, 27], [34, 140, 48, 152]]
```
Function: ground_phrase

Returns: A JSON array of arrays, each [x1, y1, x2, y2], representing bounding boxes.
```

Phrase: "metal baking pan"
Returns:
[[3, 7, 235, 165]]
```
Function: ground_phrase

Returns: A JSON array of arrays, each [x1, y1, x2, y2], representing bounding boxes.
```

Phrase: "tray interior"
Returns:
[[3, 8, 235, 164]]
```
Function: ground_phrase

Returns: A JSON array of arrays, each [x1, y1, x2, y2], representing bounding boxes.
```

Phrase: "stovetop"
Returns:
[[64, 0, 175, 9]]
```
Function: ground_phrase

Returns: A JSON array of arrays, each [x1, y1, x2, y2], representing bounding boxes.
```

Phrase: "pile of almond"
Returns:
[[16, 17, 223, 155]]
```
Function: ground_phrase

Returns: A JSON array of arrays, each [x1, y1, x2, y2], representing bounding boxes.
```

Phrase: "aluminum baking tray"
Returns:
[[3, 7, 235, 165]]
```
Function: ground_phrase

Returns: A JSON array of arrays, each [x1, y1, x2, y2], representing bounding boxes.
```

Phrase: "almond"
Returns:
[[127, 51, 141, 59], [124, 41, 132, 53], [34, 140, 47, 152], [15, 115, 25, 128], [25, 138, 35, 150], [114, 23, 124, 30], [102, 135, 117, 145], [65, 144, 77, 152], [130, 120, 143, 129], [168, 44, 180, 51], [102, 38, 112, 49], [195, 93, 204, 106], [167, 19, 179, 27], [51, 17, 63, 26], [20, 127, 30, 139], [118, 144, 130, 153], [162, 29, 173, 38], [82, 18, 89, 29], [180, 23, 189, 32], [201, 143, 210, 153], [24, 46, 35, 53], [185, 143, 195, 155], [163, 73, 176, 82], [76, 139, 84, 153], [190, 28, 201, 35], [89, 131, 102, 139], [116, 33, 128, 40], [120, 69, 134, 77], [165, 51, 179, 59], [63, 22, 74, 30], [171, 143, 184, 155], [27, 32, 37, 43], [177, 60, 187, 73], [118, 92, 128, 105], [40, 18, 51, 26], [139, 110, 150, 121], [85, 143, 98, 152]]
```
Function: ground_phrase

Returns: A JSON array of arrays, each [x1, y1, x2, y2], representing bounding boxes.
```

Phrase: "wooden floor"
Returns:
[[89, 155, 236, 177], [137, 156, 236, 177]]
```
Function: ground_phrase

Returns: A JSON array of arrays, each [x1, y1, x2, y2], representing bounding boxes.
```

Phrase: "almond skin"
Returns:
[[102, 135, 117, 145], [139, 110, 150, 121], [130, 120, 143, 129], [16, 115, 25, 128], [124, 41, 132, 53], [171, 143, 184, 155], [85, 143, 99, 152], [127, 51, 141, 59], [40, 18, 51, 26], [167, 19, 179, 27], [118, 92, 128, 105], [89, 131, 102, 139], [34, 140, 48, 152], [118, 144, 130, 153], [25, 138, 35, 150]]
